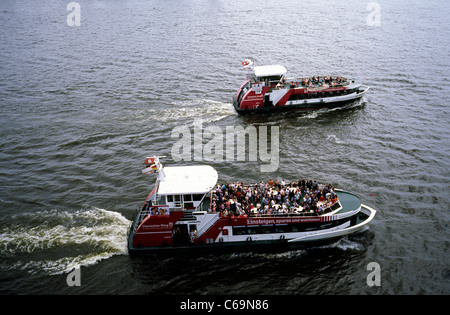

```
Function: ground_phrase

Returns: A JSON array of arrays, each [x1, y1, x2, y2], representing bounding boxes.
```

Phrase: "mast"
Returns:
[[142, 155, 166, 181]]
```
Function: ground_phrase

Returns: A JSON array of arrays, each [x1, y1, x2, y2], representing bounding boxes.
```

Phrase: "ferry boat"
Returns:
[[127, 157, 376, 255], [233, 61, 370, 114]]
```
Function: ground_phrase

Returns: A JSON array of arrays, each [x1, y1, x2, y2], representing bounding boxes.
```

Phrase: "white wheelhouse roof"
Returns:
[[254, 65, 287, 78], [157, 165, 218, 195]]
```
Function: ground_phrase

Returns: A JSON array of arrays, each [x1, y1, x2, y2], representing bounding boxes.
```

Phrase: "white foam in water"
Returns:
[[168, 99, 235, 121], [326, 134, 345, 144], [323, 236, 363, 251], [301, 112, 318, 119], [0, 207, 131, 275], [133, 99, 235, 123]]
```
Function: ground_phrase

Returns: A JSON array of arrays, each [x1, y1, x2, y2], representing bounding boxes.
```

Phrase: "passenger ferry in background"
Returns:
[[233, 60, 369, 114], [127, 156, 377, 255]]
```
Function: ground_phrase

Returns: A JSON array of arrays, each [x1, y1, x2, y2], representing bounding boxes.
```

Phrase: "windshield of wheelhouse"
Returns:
[[163, 193, 207, 210], [256, 75, 283, 88]]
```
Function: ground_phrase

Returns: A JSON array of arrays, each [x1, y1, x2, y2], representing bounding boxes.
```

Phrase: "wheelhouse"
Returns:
[[151, 165, 218, 211], [253, 65, 287, 87]]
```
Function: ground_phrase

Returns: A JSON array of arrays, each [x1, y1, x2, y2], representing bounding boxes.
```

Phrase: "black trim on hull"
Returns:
[[233, 96, 364, 115], [128, 236, 343, 257]]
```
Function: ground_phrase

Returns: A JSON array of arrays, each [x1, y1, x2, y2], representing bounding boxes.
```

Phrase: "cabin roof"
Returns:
[[158, 165, 218, 195], [254, 65, 287, 78]]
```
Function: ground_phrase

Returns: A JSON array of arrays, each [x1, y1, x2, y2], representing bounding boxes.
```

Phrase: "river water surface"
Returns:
[[0, 0, 449, 295]]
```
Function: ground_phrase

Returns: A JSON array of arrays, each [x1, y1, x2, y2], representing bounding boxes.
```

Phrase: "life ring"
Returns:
[[246, 236, 252, 242]]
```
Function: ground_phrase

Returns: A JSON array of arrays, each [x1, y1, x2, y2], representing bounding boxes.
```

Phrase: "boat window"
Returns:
[[167, 195, 173, 202], [232, 226, 259, 235], [183, 195, 194, 208], [174, 195, 182, 207], [247, 227, 258, 234], [274, 224, 291, 233], [193, 194, 204, 201], [260, 225, 275, 234], [233, 226, 247, 235]]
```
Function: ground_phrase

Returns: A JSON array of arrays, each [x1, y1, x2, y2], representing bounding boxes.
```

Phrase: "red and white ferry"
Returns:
[[233, 61, 370, 114], [128, 157, 376, 255]]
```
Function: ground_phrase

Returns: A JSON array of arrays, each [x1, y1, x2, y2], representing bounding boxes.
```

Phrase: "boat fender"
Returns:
[[280, 235, 285, 240], [246, 236, 252, 242], [218, 237, 223, 243]]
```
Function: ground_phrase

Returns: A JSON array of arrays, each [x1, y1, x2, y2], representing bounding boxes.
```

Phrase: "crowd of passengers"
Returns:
[[277, 75, 347, 89], [210, 179, 339, 217]]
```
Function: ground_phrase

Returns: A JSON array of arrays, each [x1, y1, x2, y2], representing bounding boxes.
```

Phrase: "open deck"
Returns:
[[335, 190, 362, 214]]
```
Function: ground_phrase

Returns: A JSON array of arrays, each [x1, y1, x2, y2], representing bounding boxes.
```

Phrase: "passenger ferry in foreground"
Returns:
[[233, 61, 370, 114], [128, 156, 376, 255]]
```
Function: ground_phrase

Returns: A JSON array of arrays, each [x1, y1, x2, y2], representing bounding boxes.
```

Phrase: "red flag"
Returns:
[[145, 157, 155, 165]]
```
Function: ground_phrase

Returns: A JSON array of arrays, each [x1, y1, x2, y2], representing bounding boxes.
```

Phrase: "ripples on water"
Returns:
[[0, 0, 449, 294]]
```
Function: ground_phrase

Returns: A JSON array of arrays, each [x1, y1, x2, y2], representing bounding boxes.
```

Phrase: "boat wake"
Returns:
[[0, 207, 131, 275], [127, 99, 236, 124], [326, 134, 345, 144], [166, 99, 236, 122]]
